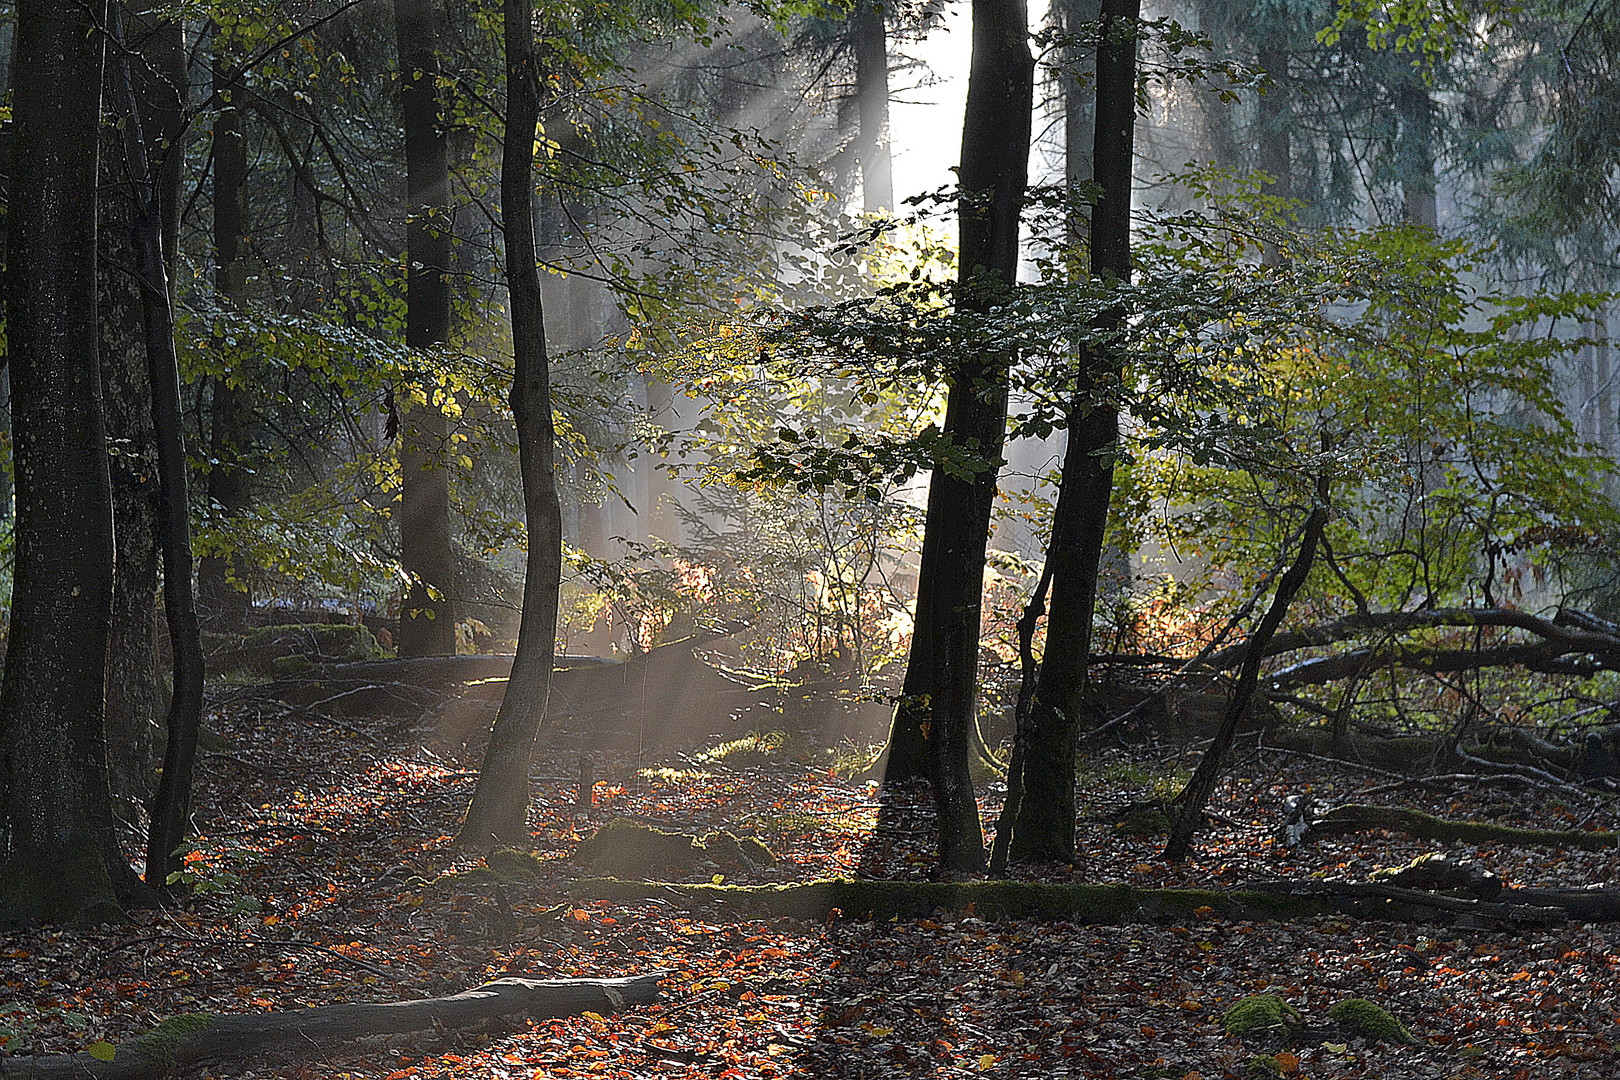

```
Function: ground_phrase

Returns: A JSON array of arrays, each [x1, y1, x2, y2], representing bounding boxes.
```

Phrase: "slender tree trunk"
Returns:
[[395, 0, 458, 657], [100, 0, 189, 835], [0, 0, 152, 925], [1162, 478, 1329, 861], [883, 0, 1033, 873], [106, 7, 207, 890], [458, 0, 563, 847], [1007, 0, 1139, 864], [851, 1, 893, 212], [198, 40, 252, 622]]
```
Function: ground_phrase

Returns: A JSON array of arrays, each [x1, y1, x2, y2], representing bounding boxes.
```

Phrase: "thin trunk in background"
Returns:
[[458, 0, 564, 846], [0, 0, 153, 924], [395, 0, 458, 657], [1006, 0, 1139, 864], [851, 0, 893, 212], [1163, 475, 1329, 861], [198, 36, 252, 622], [883, 0, 1034, 872]]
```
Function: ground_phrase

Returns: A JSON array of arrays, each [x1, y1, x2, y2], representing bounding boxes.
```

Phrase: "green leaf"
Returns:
[[87, 1041, 116, 1062]]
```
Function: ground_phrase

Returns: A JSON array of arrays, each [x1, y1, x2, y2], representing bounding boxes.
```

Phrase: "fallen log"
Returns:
[[531, 874, 1606, 927], [0, 975, 661, 1080], [1301, 804, 1619, 851]]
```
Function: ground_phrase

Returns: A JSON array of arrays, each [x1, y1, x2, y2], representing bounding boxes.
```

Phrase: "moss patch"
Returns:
[[207, 623, 386, 675], [1327, 998, 1416, 1044], [1222, 994, 1302, 1039], [126, 1012, 217, 1063]]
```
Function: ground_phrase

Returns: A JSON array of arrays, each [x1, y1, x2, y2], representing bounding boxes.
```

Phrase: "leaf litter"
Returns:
[[1, 696, 1618, 1079]]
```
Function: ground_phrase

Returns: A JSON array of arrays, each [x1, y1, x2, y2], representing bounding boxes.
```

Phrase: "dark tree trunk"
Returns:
[[883, 0, 1033, 872], [1006, 0, 1139, 864], [1162, 479, 1329, 861], [394, 0, 458, 658], [197, 41, 252, 622], [457, 0, 564, 847], [99, 0, 189, 836], [99, 132, 164, 826], [0, 0, 151, 925], [851, 1, 893, 212], [105, 7, 207, 890]]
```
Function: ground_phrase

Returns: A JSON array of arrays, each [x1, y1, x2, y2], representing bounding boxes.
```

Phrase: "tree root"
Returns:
[[0, 975, 661, 1080]]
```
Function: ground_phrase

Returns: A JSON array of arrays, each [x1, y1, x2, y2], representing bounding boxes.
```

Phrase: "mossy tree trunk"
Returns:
[[0, 0, 153, 924], [458, 0, 564, 847]]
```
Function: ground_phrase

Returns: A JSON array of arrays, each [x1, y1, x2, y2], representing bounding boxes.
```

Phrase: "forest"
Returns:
[[1, 0, 1620, 1075]]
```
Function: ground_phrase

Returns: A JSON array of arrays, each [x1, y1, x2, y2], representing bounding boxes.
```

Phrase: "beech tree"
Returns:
[[458, 0, 564, 846], [0, 0, 152, 923], [883, 0, 1034, 871]]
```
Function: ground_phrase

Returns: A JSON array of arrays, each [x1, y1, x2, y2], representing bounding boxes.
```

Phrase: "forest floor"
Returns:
[[4, 684, 1620, 1079]]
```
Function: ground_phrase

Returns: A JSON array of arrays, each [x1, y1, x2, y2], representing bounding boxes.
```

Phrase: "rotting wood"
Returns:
[[0, 975, 661, 1080]]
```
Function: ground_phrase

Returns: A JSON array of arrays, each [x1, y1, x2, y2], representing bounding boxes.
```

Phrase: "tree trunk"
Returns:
[[99, 125, 165, 827], [105, 7, 208, 891], [99, 0, 190, 842], [1256, 39, 1292, 203], [1397, 78, 1436, 229], [1006, 0, 1139, 865], [0, 0, 152, 925], [394, 0, 458, 658], [458, 0, 564, 847], [851, 1, 893, 212], [197, 40, 252, 622], [1163, 482, 1329, 861], [883, 0, 1033, 873]]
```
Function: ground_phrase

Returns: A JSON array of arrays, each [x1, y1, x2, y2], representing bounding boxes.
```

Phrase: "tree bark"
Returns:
[[99, 125, 165, 827], [1006, 0, 1139, 865], [458, 0, 564, 847], [0, 0, 152, 925], [197, 38, 252, 622], [0, 976, 661, 1080], [394, 0, 459, 658], [851, 1, 893, 212], [883, 0, 1034, 873]]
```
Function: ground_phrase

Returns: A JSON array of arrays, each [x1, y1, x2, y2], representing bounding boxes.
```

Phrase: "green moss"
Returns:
[[126, 1012, 216, 1064], [209, 623, 386, 675], [1327, 998, 1415, 1044], [1248, 1055, 1285, 1077], [568, 819, 776, 877], [1222, 994, 1302, 1038], [272, 654, 315, 676]]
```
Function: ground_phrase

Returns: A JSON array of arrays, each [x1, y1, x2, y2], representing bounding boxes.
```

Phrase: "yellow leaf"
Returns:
[[978, 1054, 997, 1071]]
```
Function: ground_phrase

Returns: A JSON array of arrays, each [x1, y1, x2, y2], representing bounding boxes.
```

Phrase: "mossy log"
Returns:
[[1304, 804, 1619, 851], [0, 976, 660, 1080], [520, 873, 1620, 927]]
